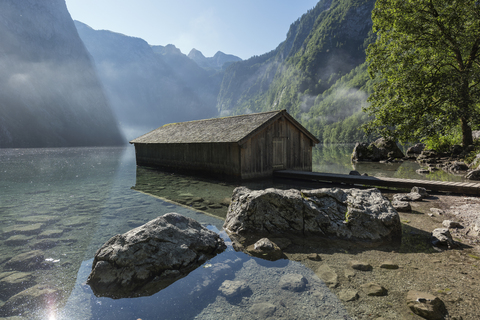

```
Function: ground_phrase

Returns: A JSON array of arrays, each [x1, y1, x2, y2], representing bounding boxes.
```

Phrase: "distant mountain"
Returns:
[[75, 22, 221, 140], [0, 0, 124, 148], [188, 49, 242, 71], [216, 0, 376, 143]]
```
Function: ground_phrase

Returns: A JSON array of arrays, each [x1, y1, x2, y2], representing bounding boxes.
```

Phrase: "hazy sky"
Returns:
[[65, 0, 319, 60]]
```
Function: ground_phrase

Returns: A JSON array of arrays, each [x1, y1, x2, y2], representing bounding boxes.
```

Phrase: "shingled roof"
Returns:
[[130, 110, 319, 145]]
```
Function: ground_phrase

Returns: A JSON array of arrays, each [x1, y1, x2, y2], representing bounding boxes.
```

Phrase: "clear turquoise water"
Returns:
[[0, 145, 464, 319], [0, 146, 351, 320]]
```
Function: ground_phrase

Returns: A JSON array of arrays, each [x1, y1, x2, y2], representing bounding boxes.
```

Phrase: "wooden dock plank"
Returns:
[[274, 170, 480, 195]]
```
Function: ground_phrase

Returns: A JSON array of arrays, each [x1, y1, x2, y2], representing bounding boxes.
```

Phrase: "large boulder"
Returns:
[[352, 138, 404, 162], [224, 187, 401, 242], [87, 213, 226, 298]]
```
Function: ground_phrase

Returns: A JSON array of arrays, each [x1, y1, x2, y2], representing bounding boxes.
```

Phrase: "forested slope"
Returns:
[[217, 0, 376, 143]]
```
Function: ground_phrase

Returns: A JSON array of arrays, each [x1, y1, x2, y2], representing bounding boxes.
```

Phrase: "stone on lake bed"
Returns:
[[316, 264, 338, 288], [380, 261, 399, 269], [249, 303, 276, 318], [3, 223, 45, 236], [5, 250, 47, 272], [278, 274, 307, 292], [87, 212, 226, 299], [349, 260, 373, 271], [5, 235, 34, 246], [361, 282, 388, 296], [0, 284, 62, 317], [38, 229, 64, 239], [224, 187, 402, 242], [218, 280, 250, 299], [338, 289, 359, 302], [406, 290, 447, 320]]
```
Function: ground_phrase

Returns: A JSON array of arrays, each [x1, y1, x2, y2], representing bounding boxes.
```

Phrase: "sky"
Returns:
[[65, 0, 320, 60]]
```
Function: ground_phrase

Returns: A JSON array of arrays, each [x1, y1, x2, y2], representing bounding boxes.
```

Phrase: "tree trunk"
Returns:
[[461, 117, 473, 147]]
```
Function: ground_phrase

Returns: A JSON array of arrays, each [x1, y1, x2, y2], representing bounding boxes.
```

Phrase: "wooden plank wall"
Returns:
[[240, 116, 314, 179], [134, 142, 241, 177]]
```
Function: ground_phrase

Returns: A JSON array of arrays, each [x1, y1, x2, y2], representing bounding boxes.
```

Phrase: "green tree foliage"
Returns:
[[364, 0, 480, 147]]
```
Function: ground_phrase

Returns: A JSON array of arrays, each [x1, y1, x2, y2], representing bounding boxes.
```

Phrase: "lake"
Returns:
[[0, 145, 464, 319]]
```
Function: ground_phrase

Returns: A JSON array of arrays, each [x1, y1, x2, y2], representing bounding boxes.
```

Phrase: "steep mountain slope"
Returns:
[[75, 22, 221, 140], [217, 0, 376, 143], [0, 0, 124, 148]]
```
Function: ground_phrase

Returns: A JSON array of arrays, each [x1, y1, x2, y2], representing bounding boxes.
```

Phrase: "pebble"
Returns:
[[349, 260, 373, 271], [380, 261, 399, 270], [361, 283, 388, 296]]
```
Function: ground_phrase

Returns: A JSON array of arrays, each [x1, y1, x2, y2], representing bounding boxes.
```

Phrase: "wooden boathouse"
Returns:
[[129, 110, 320, 180]]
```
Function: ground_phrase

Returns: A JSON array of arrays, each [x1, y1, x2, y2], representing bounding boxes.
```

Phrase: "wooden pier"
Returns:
[[274, 170, 480, 195]]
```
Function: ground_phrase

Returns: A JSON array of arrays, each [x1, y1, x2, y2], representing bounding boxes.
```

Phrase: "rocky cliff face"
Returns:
[[75, 23, 220, 140], [0, 0, 124, 147]]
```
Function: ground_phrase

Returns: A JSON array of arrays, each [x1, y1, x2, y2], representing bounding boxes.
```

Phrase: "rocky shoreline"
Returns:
[[221, 187, 480, 320]]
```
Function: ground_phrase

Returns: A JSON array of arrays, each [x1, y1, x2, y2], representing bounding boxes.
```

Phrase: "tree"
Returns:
[[363, 0, 480, 147]]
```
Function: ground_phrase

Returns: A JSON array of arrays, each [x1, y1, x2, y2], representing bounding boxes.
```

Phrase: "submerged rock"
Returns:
[[224, 187, 401, 242], [87, 212, 226, 298]]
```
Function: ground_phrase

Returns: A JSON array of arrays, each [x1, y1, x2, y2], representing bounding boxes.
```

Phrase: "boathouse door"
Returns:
[[273, 137, 286, 170]]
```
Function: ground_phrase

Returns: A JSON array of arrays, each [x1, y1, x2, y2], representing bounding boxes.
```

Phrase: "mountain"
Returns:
[[0, 0, 124, 148], [216, 0, 376, 143], [188, 49, 242, 71], [75, 22, 221, 140]]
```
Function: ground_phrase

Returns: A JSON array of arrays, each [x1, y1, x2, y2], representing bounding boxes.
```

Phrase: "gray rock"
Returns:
[[431, 228, 456, 248], [87, 212, 226, 298], [338, 289, 359, 302], [316, 264, 338, 288], [465, 169, 480, 180], [218, 280, 250, 299], [250, 303, 276, 318], [442, 220, 463, 229], [349, 260, 373, 271], [393, 186, 428, 202], [361, 282, 387, 296], [406, 290, 447, 320], [352, 138, 404, 162], [224, 187, 402, 242], [278, 274, 307, 292], [406, 143, 425, 157], [430, 208, 444, 215], [412, 186, 429, 198], [392, 201, 411, 212], [246, 238, 284, 261]]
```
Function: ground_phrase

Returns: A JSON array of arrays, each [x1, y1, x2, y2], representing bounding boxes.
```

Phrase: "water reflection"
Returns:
[[313, 144, 466, 182], [0, 145, 469, 319], [0, 146, 351, 319]]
